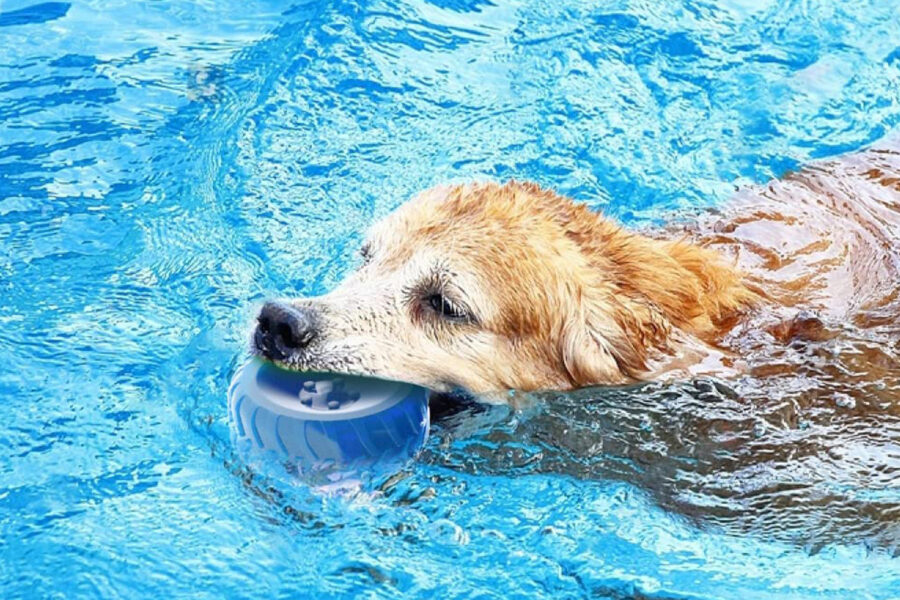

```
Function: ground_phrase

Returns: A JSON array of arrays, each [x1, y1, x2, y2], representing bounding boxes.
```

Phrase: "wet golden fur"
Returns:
[[396, 182, 759, 385], [259, 144, 900, 401]]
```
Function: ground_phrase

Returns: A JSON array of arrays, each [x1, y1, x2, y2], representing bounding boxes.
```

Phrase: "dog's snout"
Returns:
[[255, 301, 318, 360]]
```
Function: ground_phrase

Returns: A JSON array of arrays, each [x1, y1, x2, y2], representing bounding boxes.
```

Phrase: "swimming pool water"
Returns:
[[1, 0, 899, 597]]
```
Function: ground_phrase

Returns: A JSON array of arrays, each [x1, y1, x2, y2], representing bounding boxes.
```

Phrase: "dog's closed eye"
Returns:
[[413, 270, 477, 325], [426, 293, 470, 322]]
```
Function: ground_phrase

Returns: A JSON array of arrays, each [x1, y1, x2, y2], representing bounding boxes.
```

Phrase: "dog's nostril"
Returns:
[[276, 322, 296, 349]]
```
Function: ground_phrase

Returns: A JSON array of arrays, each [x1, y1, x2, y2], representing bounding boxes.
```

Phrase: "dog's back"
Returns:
[[688, 142, 900, 329]]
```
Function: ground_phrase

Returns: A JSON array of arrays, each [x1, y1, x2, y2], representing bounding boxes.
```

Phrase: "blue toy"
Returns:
[[227, 359, 430, 479]]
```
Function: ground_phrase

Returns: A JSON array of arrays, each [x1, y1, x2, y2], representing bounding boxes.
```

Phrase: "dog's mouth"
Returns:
[[250, 333, 468, 399], [250, 328, 410, 383]]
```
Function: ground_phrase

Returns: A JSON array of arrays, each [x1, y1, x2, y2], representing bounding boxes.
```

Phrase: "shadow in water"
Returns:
[[424, 321, 900, 553]]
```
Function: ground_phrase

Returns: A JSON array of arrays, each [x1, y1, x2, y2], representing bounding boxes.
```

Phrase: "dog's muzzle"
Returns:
[[254, 301, 319, 361]]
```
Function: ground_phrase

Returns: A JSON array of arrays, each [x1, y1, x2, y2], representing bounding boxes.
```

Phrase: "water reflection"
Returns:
[[424, 354, 897, 551]]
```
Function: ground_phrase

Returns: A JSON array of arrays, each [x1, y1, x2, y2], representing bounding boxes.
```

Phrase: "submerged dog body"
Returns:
[[254, 145, 900, 400]]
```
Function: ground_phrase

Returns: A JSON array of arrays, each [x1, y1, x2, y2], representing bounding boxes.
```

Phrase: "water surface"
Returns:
[[2, 0, 900, 597]]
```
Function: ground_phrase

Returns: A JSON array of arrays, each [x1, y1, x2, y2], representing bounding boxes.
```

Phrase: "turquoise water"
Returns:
[[2, 0, 900, 597]]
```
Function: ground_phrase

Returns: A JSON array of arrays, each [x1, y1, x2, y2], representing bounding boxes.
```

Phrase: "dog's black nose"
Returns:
[[255, 301, 318, 361]]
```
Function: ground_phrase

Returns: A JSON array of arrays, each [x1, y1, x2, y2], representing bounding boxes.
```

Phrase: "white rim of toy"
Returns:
[[232, 359, 426, 422]]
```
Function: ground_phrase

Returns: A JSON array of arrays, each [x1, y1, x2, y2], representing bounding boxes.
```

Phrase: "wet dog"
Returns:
[[253, 143, 900, 403]]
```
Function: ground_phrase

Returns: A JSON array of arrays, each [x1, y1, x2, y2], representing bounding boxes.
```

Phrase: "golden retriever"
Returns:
[[253, 143, 900, 403]]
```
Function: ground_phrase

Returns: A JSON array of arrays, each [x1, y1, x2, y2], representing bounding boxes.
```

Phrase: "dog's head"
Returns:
[[253, 182, 685, 398]]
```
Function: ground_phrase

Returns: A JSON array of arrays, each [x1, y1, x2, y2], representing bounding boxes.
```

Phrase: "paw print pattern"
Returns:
[[298, 379, 362, 411]]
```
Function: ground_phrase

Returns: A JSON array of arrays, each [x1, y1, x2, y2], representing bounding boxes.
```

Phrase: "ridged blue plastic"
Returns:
[[228, 359, 429, 471]]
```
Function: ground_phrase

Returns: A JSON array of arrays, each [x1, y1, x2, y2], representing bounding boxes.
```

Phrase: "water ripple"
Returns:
[[2, 0, 900, 598]]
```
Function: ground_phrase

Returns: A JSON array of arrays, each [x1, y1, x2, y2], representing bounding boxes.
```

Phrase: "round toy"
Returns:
[[227, 359, 430, 479]]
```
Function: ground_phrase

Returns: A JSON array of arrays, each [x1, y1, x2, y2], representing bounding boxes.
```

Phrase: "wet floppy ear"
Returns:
[[557, 293, 633, 387], [556, 286, 661, 387]]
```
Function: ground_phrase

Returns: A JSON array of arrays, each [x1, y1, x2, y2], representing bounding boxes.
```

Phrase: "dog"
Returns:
[[253, 143, 900, 403]]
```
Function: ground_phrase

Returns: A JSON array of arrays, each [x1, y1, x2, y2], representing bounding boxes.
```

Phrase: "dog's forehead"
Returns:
[[368, 182, 563, 253], [359, 183, 593, 330]]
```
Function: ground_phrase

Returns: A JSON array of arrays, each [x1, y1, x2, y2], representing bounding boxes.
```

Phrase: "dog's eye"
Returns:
[[426, 293, 470, 322]]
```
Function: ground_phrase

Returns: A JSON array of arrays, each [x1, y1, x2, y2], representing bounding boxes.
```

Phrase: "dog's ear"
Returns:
[[557, 291, 663, 387], [559, 311, 627, 386]]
